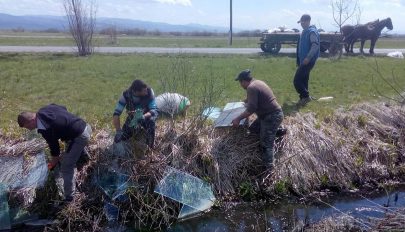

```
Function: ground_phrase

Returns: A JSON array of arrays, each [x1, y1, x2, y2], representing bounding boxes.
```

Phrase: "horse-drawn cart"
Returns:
[[259, 32, 344, 58]]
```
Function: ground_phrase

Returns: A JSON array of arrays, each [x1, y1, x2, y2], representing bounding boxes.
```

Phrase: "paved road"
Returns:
[[0, 46, 404, 55]]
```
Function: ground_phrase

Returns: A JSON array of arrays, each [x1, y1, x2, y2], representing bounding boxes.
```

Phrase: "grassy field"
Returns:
[[0, 53, 404, 134], [0, 34, 261, 48], [1, 32, 405, 48]]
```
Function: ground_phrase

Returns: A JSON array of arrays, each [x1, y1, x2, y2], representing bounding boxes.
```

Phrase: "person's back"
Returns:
[[297, 25, 320, 66], [37, 104, 86, 142], [246, 79, 281, 119], [156, 92, 190, 116]]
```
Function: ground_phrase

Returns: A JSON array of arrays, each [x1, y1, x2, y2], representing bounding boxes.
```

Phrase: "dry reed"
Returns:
[[2, 102, 404, 230]]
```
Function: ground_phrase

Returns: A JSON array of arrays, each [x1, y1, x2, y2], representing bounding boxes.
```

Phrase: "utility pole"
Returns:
[[229, 0, 233, 46]]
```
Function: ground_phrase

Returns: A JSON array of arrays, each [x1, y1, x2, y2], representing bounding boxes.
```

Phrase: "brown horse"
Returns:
[[341, 18, 393, 54]]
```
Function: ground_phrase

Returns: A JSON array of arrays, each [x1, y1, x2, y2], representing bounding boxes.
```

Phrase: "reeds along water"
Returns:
[[267, 103, 405, 195], [1, 102, 404, 231]]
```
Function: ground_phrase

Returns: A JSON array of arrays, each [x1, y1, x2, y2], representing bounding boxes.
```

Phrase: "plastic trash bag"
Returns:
[[156, 93, 191, 116], [387, 51, 404, 59]]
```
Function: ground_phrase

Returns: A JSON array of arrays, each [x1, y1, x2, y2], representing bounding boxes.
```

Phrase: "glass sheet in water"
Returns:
[[96, 167, 134, 201], [0, 184, 11, 230], [154, 167, 215, 219], [0, 152, 48, 190], [178, 205, 202, 219]]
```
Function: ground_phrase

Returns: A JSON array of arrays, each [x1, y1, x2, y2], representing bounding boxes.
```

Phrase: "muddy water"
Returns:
[[169, 189, 405, 231]]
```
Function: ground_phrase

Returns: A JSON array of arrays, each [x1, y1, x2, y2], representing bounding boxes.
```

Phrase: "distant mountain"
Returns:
[[0, 13, 229, 32]]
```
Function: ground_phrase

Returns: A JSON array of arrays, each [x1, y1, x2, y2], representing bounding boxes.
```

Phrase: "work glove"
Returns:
[[48, 156, 61, 171], [137, 114, 145, 122], [114, 129, 123, 143]]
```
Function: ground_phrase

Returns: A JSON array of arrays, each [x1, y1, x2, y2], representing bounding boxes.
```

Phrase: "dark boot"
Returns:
[[76, 148, 90, 171], [263, 147, 274, 170]]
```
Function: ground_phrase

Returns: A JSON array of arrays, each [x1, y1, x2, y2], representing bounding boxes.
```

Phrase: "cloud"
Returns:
[[154, 0, 191, 6]]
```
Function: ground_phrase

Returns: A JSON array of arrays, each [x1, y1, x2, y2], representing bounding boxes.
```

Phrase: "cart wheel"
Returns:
[[328, 42, 343, 60], [320, 42, 329, 53], [260, 42, 281, 54]]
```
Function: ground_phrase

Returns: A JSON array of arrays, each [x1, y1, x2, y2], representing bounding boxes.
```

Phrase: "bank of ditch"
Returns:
[[1, 101, 404, 231]]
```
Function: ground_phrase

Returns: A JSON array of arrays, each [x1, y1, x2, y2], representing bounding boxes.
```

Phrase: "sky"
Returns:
[[0, 0, 404, 33]]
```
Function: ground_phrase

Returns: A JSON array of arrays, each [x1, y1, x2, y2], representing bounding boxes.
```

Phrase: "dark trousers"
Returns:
[[249, 110, 284, 166], [121, 117, 156, 148], [293, 62, 315, 99], [59, 124, 91, 200]]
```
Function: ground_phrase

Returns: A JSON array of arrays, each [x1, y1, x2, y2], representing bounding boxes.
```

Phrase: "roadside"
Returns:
[[0, 45, 405, 54]]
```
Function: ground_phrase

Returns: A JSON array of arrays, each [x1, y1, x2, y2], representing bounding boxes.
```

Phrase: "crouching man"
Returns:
[[113, 79, 158, 148], [231, 69, 284, 170], [18, 104, 92, 202]]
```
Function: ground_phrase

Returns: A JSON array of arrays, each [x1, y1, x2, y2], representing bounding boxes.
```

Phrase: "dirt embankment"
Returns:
[[1, 102, 404, 231]]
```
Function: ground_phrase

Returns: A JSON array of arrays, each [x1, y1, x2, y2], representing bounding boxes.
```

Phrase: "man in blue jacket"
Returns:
[[18, 104, 92, 202], [113, 79, 158, 148], [294, 14, 320, 106]]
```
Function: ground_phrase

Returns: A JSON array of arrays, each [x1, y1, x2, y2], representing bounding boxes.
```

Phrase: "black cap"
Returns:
[[297, 14, 311, 23], [235, 69, 251, 81]]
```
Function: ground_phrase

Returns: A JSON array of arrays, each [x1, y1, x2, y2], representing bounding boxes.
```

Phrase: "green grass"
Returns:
[[351, 38, 405, 50], [0, 33, 261, 48], [1, 31, 405, 48], [0, 53, 404, 134]]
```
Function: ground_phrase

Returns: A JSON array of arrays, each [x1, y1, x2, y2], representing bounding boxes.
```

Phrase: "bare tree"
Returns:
[[63, 0, 97, 56], [331, 0, 360, 30], [105, 25, 118, 45]]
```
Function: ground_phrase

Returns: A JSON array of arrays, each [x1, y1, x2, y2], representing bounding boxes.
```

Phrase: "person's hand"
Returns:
[[48, 156, 61, 170], [231, 118, 241, 128], [303, 58, 310, 65], [114, 129, 123, 143], [137, 114, 146, 122]]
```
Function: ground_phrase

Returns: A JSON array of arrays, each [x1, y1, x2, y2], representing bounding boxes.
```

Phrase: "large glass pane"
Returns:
[[0, 184, 11, 230], [154, 167, 216, 219], [0, 152, 47, 190]]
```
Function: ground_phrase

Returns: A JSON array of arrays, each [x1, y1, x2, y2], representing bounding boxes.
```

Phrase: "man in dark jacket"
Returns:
[[113, 79, 158, 148], [294, 14, 320, 106], [231, 69, 284, 169], [18, 104, 92, 202]]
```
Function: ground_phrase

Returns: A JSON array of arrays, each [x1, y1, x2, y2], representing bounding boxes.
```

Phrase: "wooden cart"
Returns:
[[259, 32, 344, 59]]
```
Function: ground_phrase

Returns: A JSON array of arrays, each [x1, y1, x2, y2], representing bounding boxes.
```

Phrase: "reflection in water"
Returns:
[[169, 189, 405, 231]]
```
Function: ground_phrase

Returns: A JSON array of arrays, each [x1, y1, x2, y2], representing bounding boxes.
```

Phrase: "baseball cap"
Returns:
[[297, 14, 311, 23], [235, 69, 251, 81]]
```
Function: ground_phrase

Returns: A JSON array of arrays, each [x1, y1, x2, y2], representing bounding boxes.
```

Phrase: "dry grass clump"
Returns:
[[373, 207, 405, 231], [302, 215, 363, 232], [0, 135, 47, 208], [0, 136, 46, 157], [2, 102, 405, 230], [48, 117, 265, 230], [303, 207, 405, 232], [266, 103, 405, 195]]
